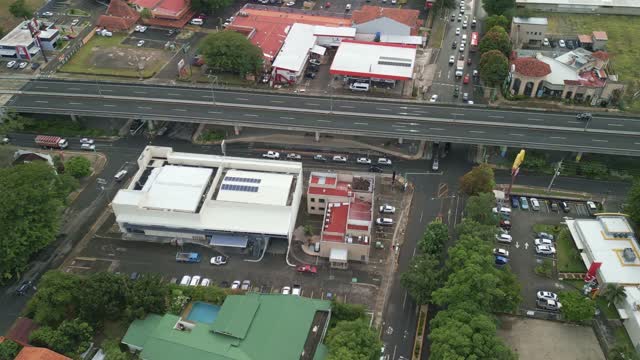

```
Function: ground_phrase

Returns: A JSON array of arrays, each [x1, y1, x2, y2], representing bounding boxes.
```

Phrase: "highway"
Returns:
[[5, 79, 640, 155]]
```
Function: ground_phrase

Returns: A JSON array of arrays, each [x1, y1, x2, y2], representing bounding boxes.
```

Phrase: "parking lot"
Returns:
[[122, 27, 182, 49], [496, 196, 595, 310]]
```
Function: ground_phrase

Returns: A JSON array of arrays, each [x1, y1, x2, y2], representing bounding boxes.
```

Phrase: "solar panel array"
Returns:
[[225, 176, 261, 184], [221, 184, 259, 193]]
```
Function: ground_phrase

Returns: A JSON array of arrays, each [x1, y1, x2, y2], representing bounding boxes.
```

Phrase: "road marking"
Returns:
[[173, 108, 187, 112], [68, 102, 82, 105], [550, 136, 566, 139], [305, 103, 320, 106], [235, 97, 249, 101], [469, 130, 484, 134], [244, 114, 258, 117], [138, 106, 152, 109], [593, 139, 608, 143], [69, 87, 81, 90], [354, 122, 369, 125], [528, 118, 544, 121], [208, 111, 221, 114], [134, 91, 146, 94], [101, 89, 113, 92], [488, 115, 504, 119], [568, 121, 581, 124], [103, 104, 116, 107], [317, 119, 332, 123], [392, 124, 406, 128], [377, 108, 391, 111], [608, 123, 624, 127], [201, 95, 212, 98], [429, 128, 444, 131], [635, 142, 640, 145], [280, 116, 294, 120], [35, 86, 48, 89], [270, 100, 284, 103], [35, 100, 48, 103], [451, 113, 465, 116], [510, 133, 524, 136], [340, 105, 355, 109], [168, 93, 180, 96]]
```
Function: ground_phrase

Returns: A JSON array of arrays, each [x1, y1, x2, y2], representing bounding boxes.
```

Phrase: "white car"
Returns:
[[282, 286, 291, 295], [241, 280, 251, 291], [180, 275, 191, 286], [537, 298, 562, 311], [286, 153, 302, 160], [345, 4, 351, 10], [462, 21, 468, 29], [137, 40, 145, 47], [18, 62, 28, 69], [538, 232, 555, 241], [200, 278, 211, 286], [210, 256, 227, 265], [430, 94, 438, 102], [138, 25, 148, 32], [262, 151, 280, 159], [292, 285, 302, 296], [357, 157, 371, 164], [71, 19, 80, 26], [543, 38, 550, 46], [41, 11, 54, 17], [231, 280, 241, 289], [559, 39, 566, 48], [80, 138, 94, 144], [493, 248, 509, 257], [379, 204, 396, 214], [449, 55, 455, 65], [376, 217, 394, 226], [332, 155, 347, 162], [535, 244, 556, 255], [189, 275, 201, 286], [455, 28, 460, 35], [81, 143, 95, 151], [6, 61, 16, 68], [377, 158, 392, 166], [496, 233, 512, 243], [537, 291, 559, 301], [286, 1, 295, 6], [459, 44, 465, 52], [534, 238, 553, 246]]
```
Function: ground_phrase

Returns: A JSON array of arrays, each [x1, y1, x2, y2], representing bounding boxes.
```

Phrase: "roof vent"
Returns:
[[312, 325, 319, 333], [623, 248, 636, 262]]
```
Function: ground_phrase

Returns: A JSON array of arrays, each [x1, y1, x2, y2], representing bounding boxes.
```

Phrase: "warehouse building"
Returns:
[[515, 0, 640, 16]]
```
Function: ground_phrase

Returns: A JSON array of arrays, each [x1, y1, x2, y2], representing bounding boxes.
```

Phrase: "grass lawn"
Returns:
[[0, 0, 45, 30], [556, 228, 587, 273], [23, 116, 112, 137], [60, 34, 167, 78], [543, 13, 640, 112], [429, 19, 446, 49]]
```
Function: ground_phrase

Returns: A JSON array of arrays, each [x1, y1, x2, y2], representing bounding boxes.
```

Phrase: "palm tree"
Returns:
[[603, 284, 627, 308]]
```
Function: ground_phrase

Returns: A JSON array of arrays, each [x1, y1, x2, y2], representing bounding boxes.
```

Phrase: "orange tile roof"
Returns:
[[108, 0, 139, 18], [577, 34, 592, 43], [512, 57, 551, 77], [97, 15, 137, 31], [592, 31, 608, 41], [351, 6, 420, 34], [15, 347, 71, 360], [592, 50, 609, 60]]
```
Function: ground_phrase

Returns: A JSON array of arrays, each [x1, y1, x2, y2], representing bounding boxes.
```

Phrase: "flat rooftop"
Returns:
[[216, 169, 293, 206], [330, 40, 416, 80], [0, 21, 36, 47], [140, 165, 213, 213]]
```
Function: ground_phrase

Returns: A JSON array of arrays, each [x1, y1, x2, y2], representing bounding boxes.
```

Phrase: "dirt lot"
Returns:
[[60, 34, 173, 78], [498, 315, 605, 360]]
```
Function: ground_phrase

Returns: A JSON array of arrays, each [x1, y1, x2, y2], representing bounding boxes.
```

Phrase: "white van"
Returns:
[[492, 207, 511, 216], [114, 170, 128, 182], [461, 34, 467, 44], [349, 82, 370, 92], [530, 198, 540, 211], [190, 18, 203, 25]]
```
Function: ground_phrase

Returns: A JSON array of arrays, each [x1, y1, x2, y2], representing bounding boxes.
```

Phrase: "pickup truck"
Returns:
[[262, 151, 280, 159], [176, 252, 201, 263]]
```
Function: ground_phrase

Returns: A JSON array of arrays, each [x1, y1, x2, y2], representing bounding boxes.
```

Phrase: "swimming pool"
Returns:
[[185, 302, 220, 324]]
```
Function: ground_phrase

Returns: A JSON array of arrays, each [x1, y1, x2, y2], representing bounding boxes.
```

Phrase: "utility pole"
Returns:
[[546, 159, 563, 193]]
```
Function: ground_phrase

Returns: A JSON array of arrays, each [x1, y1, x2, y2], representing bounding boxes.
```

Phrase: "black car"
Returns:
[[368, 166, 384, 173], [219, 280, 230, 288], [16, 280, 33, 296], [452, 41, 457, 49], [308, 64, 319, 72], [550, 40, 557, 48], [551, 202, 559, 212], [566, 40, 575, 49], [305, 72, 316, 79]]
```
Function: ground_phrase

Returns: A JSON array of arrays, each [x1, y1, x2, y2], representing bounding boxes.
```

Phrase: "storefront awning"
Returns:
[[209, 234, 249, 248], [330, 248, 348, 262]]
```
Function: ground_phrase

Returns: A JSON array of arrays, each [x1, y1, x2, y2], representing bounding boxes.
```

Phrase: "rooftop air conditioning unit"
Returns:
[[623, 248, 636, 262]]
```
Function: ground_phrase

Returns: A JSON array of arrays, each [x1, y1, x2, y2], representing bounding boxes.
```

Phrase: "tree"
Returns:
[[325, 319, 381, 360], [9, 0, 32, 18], [330, 301, 366, 328], [65, 156, 92, 178], [602, 284, 627, 308], [0, 162, 70, 283], [30, 319, 93, 357], [25, 271, 83, 326], [560, 291, 596, 322], [493, 266, 522, 313], [0, 339, 21, 360], [460, 163, 495, 196], [199, 31, 263, 76], [102, 340, 130, 360], [191, 0, 233, 14], [479, 50, 509, 87], [609, 342, 640, 360], [624, 178, 640, 226], [140, 7, 152, 19], [485, 15, 510, 31], [429, 309, 516, 360], [0, 108, 32, 134], [77, 272, 129, 327], [401, 253, 442, 305], [482, 0, 515, 16], [479, 26, 512, 57], [464, 193, 497, 226], [125, 273, 169, 319], [419, 221, 449, 256], [456, 219, 497, 242]]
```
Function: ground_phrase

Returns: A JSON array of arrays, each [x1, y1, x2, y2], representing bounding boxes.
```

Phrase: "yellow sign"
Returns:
[[512, 149, 526, 170]]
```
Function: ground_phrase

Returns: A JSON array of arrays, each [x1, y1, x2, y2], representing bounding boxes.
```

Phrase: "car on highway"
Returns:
[[471, 18, 476, 27], [537, 291, 559, 301], [292, 284, 302, 296], [286, 153, 302, 160], [467, 57, 472, 65], [379, 204, 396, 214], [576, 112, 592, 121], [81, 143, 95, 151], [493, 248, 509, 257], [432, 158, 439, 171], [6, 61, 16, 68], [451, 41, 457, 49], [282, 286, 291, 295], [376, 217, 394, 226], [457, 14, 462, 21], [520, 196, 529, 209], [231, 280, 241, 289], [210, 255, 228, 265], [463, 73, 470, 84], [455, 28, 460, 35], [496, 233, 512, 243], [190, 275, 201, 286], [369, 165, 383, 173], [430, 94, 438, 102], [538, 232, 555, 241], [462, 20, 468, 28], [450, 14, 455, 21], [314, 154, 327, 161], [201, 278, 211, 286], [241, 280, 251, 291], [462, 92, 469, 101], [377, 158, 392, 166], [16, 280, 34, 296], [18, 61, 28, 69], [453, 86, 459, 97], [71, 19, 80, 26], [449, 56, 455, 64], [41, 11, 54, 17], [332, 155, 347, 162], [534, 238, 553, 246], [535, 244, 556, 255], [263, 151, 280, 159], [137, 40, 145, 47], [80, 138, 94, 144], [357, 157, 371, 164]]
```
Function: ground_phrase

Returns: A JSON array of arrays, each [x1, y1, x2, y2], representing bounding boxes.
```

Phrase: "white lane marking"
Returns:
[[35, 100, 48, 103], [305, 103, 320, 106], [201, 95, 212, 98], [510, 133, 525, 136], [35, 86, 48, 89], [469, 130, 485, 134], [377, 108, 391, 111], [271, 100, 284, 103], [103, 104, 116, 107], [451, 113, 465, 116], [392, 124, 407, 128], [168, 93, 180, 96], [317, 119, 332, 123], [354, 122, 369, 125], [429, 128, 445, 131], [101, 89, 113, 92], [235, 97, 249, 101], [68, 102, 83, 105], [593, 139, 608, 143], [69, 87, 81, 90], [340, 105, 355, 109], [173, 108, 187, 112], [568, 121, 581, 124], [138, 106, 152, 109], [528, 118, 544, 121], [243, 114, 258, 117], [208, 111, 221, 114], [550, 136, 566, 139], [635, 142, 640, 145], [134, 91, 146, 94], [489, 115, 504, 119], [280, 116, 294, 120], [608, 123, 624, 127]]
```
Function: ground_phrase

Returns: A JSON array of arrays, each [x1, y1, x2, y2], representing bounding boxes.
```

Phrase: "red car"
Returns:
[[463, 73, 470, 84], [296, 264, 318, 274]]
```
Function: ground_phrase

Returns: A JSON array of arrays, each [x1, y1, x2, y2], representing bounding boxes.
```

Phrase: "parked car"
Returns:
[[534, 238, 553, 246], [292, 284, 302, 296], [309, 59, 321, 66], [241, 280, 251, 290], [262, 151, 280, 159], [493, 248, 510, 257], [137, 40, 145, 47], [499, 220, 511, 230], [535, 244, 556, 255], [180, 276, 191, 286], [558, 39, 566, 48], [496, 233, 512, 243], [314, 154, 327, 161], [376, 218, 394, 226], [201, 278, 211, 286], [453, 86, 459, 97], [537, 298, 562, 311], [6, 61, 16, 68], [538, 232, 555, 241], [379, 204, 396, 214], [189, 276, 201, 286], [332, 155, 347, 162], [586, 201, 598, 214], [543, 38, 550, 46], [378, 158, 392, 166], [357, 157, 371, 164], [520, 196, 529, 209], [560, 201, 570, 213], [282, 286, 291, 295], [41, 11, 54, 17], [430, 94, 438, 102], [286, 153, 302, 160], [16, 280, 33, 296], [537, 291, 559, 301], [305, 72, 316, 79], [231, 280, 241, 289], [551, 202, 559, 212], [495, 256, 508, 266], [511, 197, 519, 208], [71, 19, 80, 26], [530, 197, 540, 211], [210, 255, 228, 265], [81, 143, 95, 151], [463, 73, 470, 84], [18, 62, 28, 69], [130, 272, 139, 280]]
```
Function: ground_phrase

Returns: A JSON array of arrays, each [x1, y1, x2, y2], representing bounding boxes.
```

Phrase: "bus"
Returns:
[[470, 32, 479, 52]]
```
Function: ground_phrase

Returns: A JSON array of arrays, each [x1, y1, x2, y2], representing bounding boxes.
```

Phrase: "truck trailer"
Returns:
[[35, 135, 68, 149]]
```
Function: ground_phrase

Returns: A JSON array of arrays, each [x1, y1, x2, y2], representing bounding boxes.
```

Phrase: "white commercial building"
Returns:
[[515, 0, 640, 15], [112, 146, 303, 251], [0, 20, 59, 60], [566, 215, 640, 350]]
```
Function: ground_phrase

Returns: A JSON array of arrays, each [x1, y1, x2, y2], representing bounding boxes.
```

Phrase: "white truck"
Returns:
[[262, 151, 280, 159], [455, 60, 464, 78]]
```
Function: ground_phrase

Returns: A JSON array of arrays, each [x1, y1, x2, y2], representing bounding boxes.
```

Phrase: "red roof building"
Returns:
[[15, 347, 72, 360], [351, 6, 421, 36], [97, 0, 140, 31], [512, 57, 552, 77], [130, 0, 193, 27]]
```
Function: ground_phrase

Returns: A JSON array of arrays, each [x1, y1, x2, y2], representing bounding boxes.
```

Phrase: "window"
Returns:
[[311, 206, 316, 210], [319, 207, 325, 211], [311, 198, 316, 202], [319, 199, 326, 203]]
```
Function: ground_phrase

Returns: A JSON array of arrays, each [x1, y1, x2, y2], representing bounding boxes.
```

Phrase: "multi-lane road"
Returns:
[[4, 79, 640, 156]]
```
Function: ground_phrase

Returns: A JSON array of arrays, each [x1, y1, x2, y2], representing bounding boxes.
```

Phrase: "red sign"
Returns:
[[584, 262, 602, 282]]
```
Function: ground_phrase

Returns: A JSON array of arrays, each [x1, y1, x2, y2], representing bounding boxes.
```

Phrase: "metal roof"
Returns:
[[516, 0, 640, 7], [512, 17, 548, 25], [216, 169, 293, 206], [140, 165, 213, 213], [329, 40, 416, 80]]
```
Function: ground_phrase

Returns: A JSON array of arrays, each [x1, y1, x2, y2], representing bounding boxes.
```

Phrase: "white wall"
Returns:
[[355, 18, 410, 36]]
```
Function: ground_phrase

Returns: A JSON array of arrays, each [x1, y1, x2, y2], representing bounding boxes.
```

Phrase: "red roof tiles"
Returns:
[[512, 57, 551, 77], [352, 6, 421, 35], [592, 31, 608, 41], [592, 51, 609, 60], [98, 0, 139, 30], [15, 347, 71, 360], [577, 34, 592, 43]]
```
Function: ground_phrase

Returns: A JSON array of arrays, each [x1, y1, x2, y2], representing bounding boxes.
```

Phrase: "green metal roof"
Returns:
[[122, 294, 331, 360]]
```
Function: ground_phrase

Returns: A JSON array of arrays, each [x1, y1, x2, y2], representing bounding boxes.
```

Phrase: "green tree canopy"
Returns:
[[140, 7, 152, 19], [200, 31, 263, 76], [430, 0, 457, 14], [9, 0, 32, 18], [560, 291, 596, 322], [25, 271, 83, 326], [479, 50, 509, 87], [30, 319, 93, 357], [326, 319, 381, 360], [0, 162, 71, 283], [460, 163, 496, 196], [419, 221, 449, 256], [101, 339, 130, 360], [191, 0, 233, 14], [65, 156, 92, 178], [603, 284, 627, 308], [479, 26, 512, 57], [625, 178, 640, 226], [464, 192, 498, 226], [125, 273, 170, 319], [0, 108, 32, 134], [0, 339, 22, 360], [401, 253, 442, 305], [456, 219, 497, 242], [330, 301, 366, 328], [77, 272, 129, 326], [482, 0, 515, 16], [485, 15, 511, 31]]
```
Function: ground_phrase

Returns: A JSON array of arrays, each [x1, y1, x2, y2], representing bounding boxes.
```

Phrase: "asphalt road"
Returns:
[[7, 89, 640, 156]]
